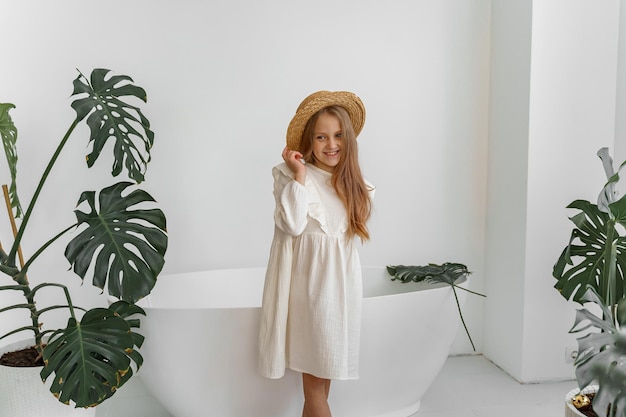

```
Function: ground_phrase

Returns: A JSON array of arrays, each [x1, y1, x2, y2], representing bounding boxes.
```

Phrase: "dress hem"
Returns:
[[287, 365, 359, 381]]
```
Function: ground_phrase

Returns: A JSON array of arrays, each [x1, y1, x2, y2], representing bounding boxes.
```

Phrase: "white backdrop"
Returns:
[[5, 0, 625, 385], [1, 0, 489, 358]]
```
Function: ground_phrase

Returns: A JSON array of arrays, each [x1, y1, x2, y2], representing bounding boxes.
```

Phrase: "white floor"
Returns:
[[416, 355, 576, 417], [95, 355, 578, 417]]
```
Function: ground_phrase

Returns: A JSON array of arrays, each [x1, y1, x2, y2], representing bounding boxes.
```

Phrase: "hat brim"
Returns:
[[286, 91, 365, 152]]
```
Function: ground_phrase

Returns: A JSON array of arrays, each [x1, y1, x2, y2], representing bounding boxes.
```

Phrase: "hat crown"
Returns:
[[297, 90, 333, 112], [286, 91, 366, 152]]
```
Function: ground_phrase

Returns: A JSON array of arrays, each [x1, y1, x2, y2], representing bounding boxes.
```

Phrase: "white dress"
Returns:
[[258, 162, 372, 380]]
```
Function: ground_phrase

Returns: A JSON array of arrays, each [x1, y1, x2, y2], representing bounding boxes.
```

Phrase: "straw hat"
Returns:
[[286, 91, 366, 152]]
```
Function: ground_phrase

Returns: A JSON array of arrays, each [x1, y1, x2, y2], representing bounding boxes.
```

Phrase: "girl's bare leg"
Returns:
[[301, 373, 332, 417]]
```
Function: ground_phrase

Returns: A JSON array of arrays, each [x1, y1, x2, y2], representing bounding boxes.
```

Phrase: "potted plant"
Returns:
[[0, 68, 167, 413], [552, 147, 626, 417]]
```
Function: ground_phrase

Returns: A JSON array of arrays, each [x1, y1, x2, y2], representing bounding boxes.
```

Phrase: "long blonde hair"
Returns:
[[300, 106, 372, 240]]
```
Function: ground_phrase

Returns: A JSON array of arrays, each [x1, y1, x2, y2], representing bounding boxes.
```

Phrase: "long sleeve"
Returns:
[[272, 164, 309, 236]]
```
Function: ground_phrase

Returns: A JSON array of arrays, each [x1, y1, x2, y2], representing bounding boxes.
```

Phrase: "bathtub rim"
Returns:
[[126, 266, 469, 310]]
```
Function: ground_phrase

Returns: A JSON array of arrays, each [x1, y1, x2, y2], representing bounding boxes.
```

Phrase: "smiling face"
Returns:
[[310, 112, 343, 173]]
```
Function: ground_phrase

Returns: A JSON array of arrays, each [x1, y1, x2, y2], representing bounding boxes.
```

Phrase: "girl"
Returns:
[[259, 91, 374, 417]]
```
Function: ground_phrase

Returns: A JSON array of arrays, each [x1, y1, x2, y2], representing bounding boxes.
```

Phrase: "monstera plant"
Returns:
[[0, 69, 167, 408], [553, 147, 626, 417]]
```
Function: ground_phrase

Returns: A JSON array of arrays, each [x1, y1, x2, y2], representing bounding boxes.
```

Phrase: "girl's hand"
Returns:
[[282, 146, 306, 184]]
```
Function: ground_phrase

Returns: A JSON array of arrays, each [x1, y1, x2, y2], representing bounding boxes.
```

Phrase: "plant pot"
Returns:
[[565, 386, 597, 417], [0, 338, 96, 417]]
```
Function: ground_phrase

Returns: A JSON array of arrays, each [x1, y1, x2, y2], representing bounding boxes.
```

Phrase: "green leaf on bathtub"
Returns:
[[387, 263, 485, 352], [387, 263, 470, 285]]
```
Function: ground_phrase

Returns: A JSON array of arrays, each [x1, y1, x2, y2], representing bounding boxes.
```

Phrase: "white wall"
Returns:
[[484, 0, 621, 382], [483, 0, 533, 380], [0, 1, 490, 352], [616, 0, 626, 166], [524, 0, 620, 382]]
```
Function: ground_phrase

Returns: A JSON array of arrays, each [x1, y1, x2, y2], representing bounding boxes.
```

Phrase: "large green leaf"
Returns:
[[0, 102, 22, 217], [40, 307, 142, 408], [65, 182, 167, 303], [570, 288, 626, 417], [553, 199, 626, 305], [71, 68, 154, 183], [387, 263, 483, 351], [387, 262, 470, 285]]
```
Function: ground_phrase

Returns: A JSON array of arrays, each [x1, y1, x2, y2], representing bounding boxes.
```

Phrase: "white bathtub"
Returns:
[[135, 266, 465, 417]]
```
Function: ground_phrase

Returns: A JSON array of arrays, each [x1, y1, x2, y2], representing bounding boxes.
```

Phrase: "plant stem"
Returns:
[[30, 283, 78, 319], [7, 117, 80, 273], [19, 223, 77, 276], [0, 284, 28, 291], [2, 281, 42, 344], [0, 326, 39, 342], [29, 283, 77, 348], [0, 303, 33, 314], [452, 285, 486, 298], [37, 304, 87, 316], [604, 219, 617, 308], [452, 285, 476, 351]]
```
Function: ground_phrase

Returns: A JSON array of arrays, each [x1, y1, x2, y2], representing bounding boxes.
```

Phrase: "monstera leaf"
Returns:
[[65, 181, 167, 303], [40, 305, 145, 407], [387, 263, 484, 351], [0, 102, 22, 217], [570, 288, 626, 417], [71, 68, 154, 183], [387, 262, 470, 285], [553, 199, 626, 305]]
